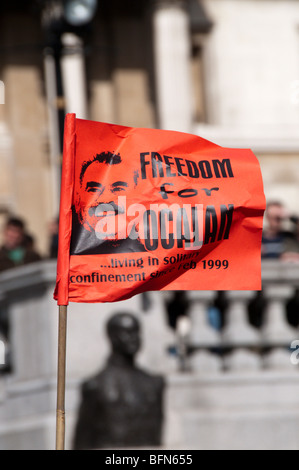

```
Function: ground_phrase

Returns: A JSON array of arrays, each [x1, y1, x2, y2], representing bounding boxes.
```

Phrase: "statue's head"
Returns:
[[106, 312, 141, 358]]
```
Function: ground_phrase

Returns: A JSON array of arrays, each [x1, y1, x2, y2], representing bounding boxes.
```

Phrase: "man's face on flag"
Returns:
[[75, 157, 135, 241]]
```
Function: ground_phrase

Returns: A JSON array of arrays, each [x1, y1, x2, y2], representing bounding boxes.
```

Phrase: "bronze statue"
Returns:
[[73, 312, 165, 449]]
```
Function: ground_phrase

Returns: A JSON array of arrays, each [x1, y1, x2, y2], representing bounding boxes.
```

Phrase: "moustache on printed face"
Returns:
[[88, 201, 126, 218]]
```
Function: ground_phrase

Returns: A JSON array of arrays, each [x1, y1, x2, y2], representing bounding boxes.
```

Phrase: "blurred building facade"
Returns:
[[1, 0, 299, 450], [1, 0, 299, 253]]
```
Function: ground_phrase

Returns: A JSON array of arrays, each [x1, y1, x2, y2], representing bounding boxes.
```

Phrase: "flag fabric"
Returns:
[[54, 113, 266, 305]]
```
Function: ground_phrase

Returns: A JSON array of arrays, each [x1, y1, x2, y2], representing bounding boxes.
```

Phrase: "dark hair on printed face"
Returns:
[[79, 151, 140, 187], [80, 151, 122, 186]]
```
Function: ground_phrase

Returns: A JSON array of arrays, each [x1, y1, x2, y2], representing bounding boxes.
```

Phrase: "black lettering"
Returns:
[[217, 204, 234, 240], [140, 152, 150, 179], [151, 152, 164, 178], [198, 160, 213, 179], [144, 210, 158, 251], [186, 160, 199, 178], [159, 183, 174, 200], [91, 272, 99, 282], [160, 209, 174, 249], [213, 159, 234, 178], [187, 206, 202, 248], [163, 155, 176, 177], [176, 207, 192, 248], [175, 157, 188, 176], [178, 188, 198, 198]]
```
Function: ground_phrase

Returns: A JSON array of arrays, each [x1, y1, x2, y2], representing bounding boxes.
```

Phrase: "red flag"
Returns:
[[54, 114, 266, 305]]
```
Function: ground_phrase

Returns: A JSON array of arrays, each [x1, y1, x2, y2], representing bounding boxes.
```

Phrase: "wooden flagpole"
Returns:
[[56, 305, 68, 450]]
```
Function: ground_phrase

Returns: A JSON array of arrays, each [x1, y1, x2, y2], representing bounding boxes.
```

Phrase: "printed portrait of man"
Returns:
[[70, 151, 147, 255]]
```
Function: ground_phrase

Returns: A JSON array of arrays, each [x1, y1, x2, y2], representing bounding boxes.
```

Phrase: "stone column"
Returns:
[[152, 0, 193, 133], [187, 291, 222, 372], [262, 285, 297, 369], [222, 291, 262, 371], [60, 33, 88, 119]]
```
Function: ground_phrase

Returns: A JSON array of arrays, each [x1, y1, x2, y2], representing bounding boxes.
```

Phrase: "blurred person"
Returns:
[[0, 217, 41, 374], [261, 201, 294, 259], [73, 312, 164, 450], [24, 232, 43, 262], [23, 233, 34, 251], [48, 216, 59, 259], [0, 217, 41, 272], [23, 232, 39, 253]]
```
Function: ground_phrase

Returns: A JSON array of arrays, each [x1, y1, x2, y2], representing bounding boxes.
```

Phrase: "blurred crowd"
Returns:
[[0, 200, 298, 274], [0, 215, 59, 273], [261, 200, 299, 261]]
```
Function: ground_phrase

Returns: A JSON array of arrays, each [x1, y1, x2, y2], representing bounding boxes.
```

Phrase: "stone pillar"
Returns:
[[262, 285, 297, 369], [60, 33, 88, 119], [222, 291, 261, 371], [152, 0, 193, 133], [187, 291, 222, 372]]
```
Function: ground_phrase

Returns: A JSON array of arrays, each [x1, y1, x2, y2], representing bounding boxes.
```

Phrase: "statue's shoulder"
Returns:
[[136, 367, 165, 392], [80, 366, 120, 399], [80, 369, 106, 394]]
